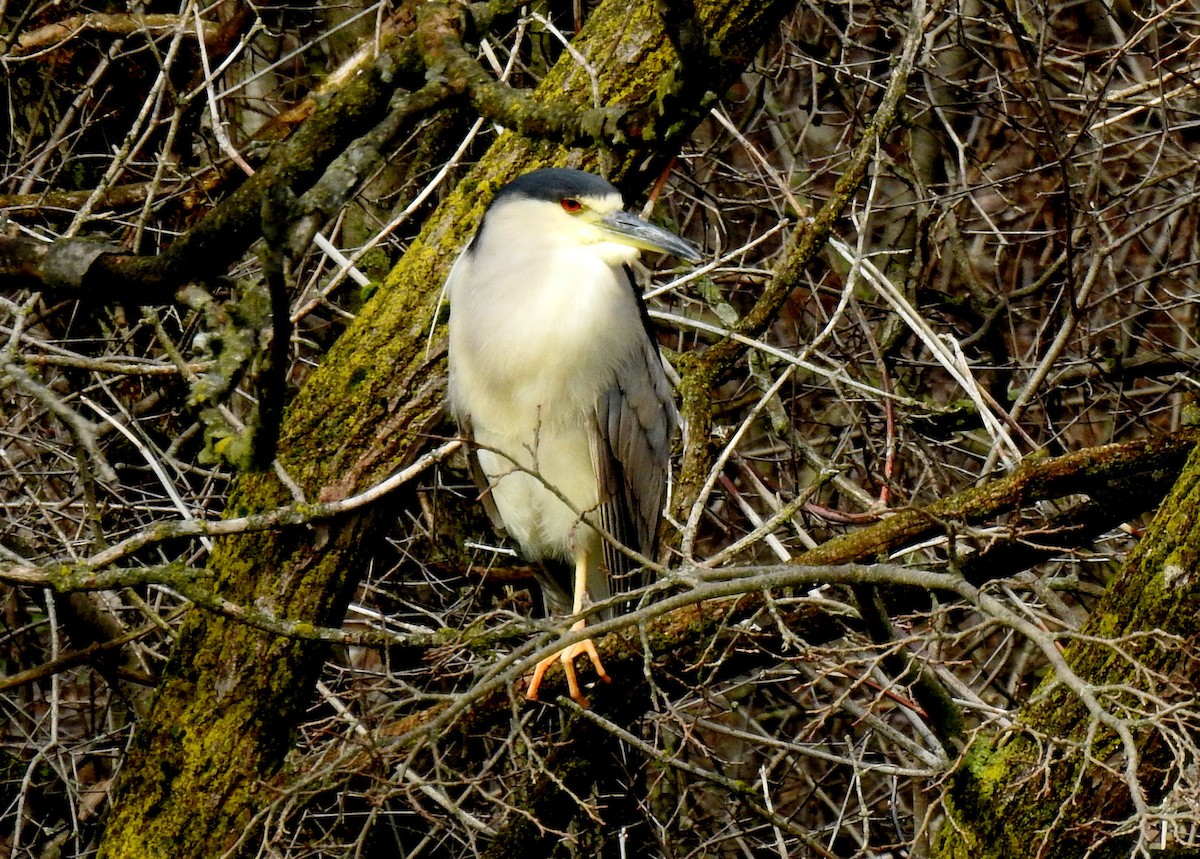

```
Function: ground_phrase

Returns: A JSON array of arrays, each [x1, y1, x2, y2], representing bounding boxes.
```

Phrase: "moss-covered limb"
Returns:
[[956, 474, 1179, 586], [794, 429, 1199, 567], [114, 38, 420, 289], [1, 0, 775, 304], [97, 1, 793, 855], [500, 433, 1197, 756], [0, 182, 164, 219], [780, 433, 1199, 575], [352, 505, 1182, 754], [82, 427, 1196, 840], [673, 0, 933, 520], [5, 552, 508, 654], [13, 28, 428, 303], [417, 2, 627, 144], [10, 558, 439, 647], [415, 0, 727, 147], [284, 79, 457, 259], [932, 443, 1200, 859]]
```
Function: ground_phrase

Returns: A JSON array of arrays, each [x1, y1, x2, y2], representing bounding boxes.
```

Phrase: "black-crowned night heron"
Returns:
[[446, 168, 699, 706]]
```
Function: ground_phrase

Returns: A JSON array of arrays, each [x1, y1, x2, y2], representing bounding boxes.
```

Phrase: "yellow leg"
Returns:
[[525, 552, 611, 707]]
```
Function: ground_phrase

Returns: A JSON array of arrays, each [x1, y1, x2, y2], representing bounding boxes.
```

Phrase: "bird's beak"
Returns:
[[598, 210, 702, 262]]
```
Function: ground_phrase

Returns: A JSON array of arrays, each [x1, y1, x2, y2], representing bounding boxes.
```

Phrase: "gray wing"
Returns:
[[592, 332, 679, 594]]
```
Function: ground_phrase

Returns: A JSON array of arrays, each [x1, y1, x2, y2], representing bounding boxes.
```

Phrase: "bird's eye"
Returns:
[[560, 198, 582, 213]]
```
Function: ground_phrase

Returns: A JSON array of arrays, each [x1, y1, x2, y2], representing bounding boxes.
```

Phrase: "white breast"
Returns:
[[447, 222, 644, 562]]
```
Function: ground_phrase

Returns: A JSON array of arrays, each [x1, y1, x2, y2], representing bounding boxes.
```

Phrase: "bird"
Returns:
[[445, 167, 699, 706]]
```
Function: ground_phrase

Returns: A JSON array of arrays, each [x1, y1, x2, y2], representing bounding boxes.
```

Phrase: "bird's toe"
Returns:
[[524, 638, 610, 707]]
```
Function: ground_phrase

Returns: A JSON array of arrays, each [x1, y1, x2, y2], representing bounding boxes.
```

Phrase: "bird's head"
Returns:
[[481, 168, 701, 266]]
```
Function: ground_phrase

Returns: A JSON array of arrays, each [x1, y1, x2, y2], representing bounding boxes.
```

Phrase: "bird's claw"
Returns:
[[526, 637, 611, 708]]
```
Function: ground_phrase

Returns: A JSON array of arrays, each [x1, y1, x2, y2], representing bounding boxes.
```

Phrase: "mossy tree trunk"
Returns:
[[95, 0, 791, 856], [932, 441, 1200, 859]]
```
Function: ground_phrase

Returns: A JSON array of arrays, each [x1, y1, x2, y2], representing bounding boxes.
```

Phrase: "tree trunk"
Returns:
[[96, 0, 790, 855], [932, 441, 1200, 859]]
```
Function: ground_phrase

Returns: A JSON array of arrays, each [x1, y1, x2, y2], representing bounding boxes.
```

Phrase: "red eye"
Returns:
[[560, 198, 582, 213]]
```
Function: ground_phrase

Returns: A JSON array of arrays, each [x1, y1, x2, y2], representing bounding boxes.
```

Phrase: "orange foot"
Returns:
[[526, 633, 611, 707]]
